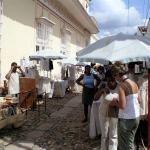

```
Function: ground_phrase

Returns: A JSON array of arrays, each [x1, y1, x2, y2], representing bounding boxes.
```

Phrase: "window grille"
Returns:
[[61, 30, 71, 56], [36, 19, 54, 51]]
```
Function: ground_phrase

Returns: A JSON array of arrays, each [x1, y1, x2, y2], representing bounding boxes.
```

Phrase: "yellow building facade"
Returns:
[[0, 0, 99, 82]]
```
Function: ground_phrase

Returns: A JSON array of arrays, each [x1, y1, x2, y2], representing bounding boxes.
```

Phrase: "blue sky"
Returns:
[[125, 0, 148, 17], [89, 0, 150, 37]]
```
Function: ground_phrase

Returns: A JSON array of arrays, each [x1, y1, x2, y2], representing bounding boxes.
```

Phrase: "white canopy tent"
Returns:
[[63, 57, 87, 66], [63, 57, 78, 65], [29, 50, 67, 79], [29, 50, 67, 60], [77, 33, 150, 64], [75, 61, 87, 66], [77, 33, 150, 148]]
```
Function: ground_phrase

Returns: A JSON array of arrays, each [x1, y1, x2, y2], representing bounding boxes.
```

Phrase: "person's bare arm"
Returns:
[[118, 86, 126, 109], [76, 74, 84, 86], [18, 66, 25, 77], [5, 66, 14, 80], [94, 88, 104, 100]]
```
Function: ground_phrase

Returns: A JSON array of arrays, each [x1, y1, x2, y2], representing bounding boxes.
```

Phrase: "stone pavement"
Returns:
[[0, 93, 100, 150]]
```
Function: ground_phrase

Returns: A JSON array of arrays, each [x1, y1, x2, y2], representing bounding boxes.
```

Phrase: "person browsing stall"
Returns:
[[110, 63, 140, 150], [5, 62, 25, 96], [98, 77, 119, 150], [76, 65, 101, 123]]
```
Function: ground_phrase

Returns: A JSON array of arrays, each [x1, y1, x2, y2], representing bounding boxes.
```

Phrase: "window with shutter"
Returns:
[[61, 29, 71, 56], [36, 18, 54, 51]]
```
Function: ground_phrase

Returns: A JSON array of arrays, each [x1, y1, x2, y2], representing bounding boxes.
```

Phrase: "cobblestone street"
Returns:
[[0, 93, 100, 150]]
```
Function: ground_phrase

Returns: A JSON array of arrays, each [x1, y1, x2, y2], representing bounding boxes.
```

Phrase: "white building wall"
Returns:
[[90, 34, 99, 44], [0, 0, 95, 82], [78, 0, 90, 11], [1, 0, 35, 81]]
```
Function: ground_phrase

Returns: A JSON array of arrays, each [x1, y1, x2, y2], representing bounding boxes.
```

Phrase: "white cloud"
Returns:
[[89, 0, 144, 36]]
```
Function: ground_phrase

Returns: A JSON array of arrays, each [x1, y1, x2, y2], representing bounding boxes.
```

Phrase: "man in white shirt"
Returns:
[[5, 62, 25, 96]]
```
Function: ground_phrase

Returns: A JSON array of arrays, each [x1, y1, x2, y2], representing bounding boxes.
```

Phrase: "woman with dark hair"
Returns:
[[96, 77, 119, 150], [76, 65, 101, 123], [110, 63, 140, 150]]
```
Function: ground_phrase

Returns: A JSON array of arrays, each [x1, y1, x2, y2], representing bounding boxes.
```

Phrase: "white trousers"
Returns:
[[99, 115, 118, 150], [89, 100, 101, 139]]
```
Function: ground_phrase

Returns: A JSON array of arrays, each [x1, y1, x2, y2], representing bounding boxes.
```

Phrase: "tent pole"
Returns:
[[148, 69, 150, 149]]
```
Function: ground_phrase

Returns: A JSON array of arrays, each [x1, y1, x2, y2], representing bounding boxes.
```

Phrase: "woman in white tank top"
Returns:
[[110, 63, 140, 150]]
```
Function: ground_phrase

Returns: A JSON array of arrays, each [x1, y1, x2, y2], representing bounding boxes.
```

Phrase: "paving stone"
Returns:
[[5, 141, 34, 150], [50, 107, 73, 118], [50, 95, 81, 118], [37, 123, 52, 131], [64, 95, 81, 107], [0, 93, 101, 150], [25, 130, 43, 140], [0, 142, 4, 150]]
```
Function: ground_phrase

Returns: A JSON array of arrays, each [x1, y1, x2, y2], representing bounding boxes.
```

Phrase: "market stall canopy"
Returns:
[[29, 50, 67, 60], [63, 57, 87, 66], [63, 57, 78, 65], [75, 62, 87, 66], [77, 33, 150, 64]]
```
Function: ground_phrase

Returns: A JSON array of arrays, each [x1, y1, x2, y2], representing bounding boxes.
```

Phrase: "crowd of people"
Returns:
[[2, 61, 147, 149], [76, 62, 147, 150]]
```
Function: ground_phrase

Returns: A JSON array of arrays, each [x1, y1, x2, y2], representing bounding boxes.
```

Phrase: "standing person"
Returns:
[[127, 62, 138, 83], [76, 65, 100, 123], [5, 62, 25, 96], [97, 65, 105, 80], [98, 78, 119, 150], [110, 63, 140, 150]]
